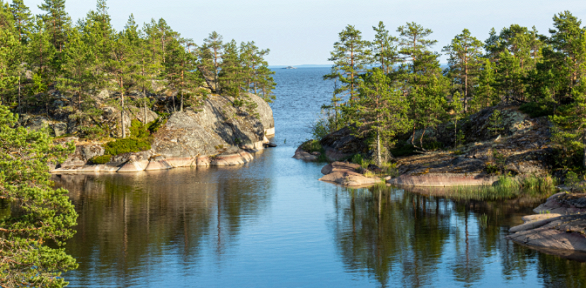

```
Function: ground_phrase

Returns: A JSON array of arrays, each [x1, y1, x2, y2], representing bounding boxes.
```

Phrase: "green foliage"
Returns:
[[565, 171, 580, 187], [310, 117, 332, 141], [300, 139, 322, 153], [485, 163, 499, 175], [103, 138, 151, 156], [0, 105, 78, 287], [519, 102, 553, 118], [103, 120, 152, 155], [488, 109, 504, 136], [90, 154, 112, 164], [521, 174, 557, 194]]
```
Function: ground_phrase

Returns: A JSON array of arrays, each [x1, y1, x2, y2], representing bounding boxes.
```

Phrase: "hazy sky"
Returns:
[[23, 0, 586, 65]]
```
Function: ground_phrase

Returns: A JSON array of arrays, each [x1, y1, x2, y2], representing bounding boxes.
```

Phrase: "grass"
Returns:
[[441, 175, 557, 201], [300, 139, 327, 162]]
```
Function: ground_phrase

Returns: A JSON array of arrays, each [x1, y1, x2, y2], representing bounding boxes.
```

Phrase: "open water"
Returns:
[[55, 68, 586, 287]]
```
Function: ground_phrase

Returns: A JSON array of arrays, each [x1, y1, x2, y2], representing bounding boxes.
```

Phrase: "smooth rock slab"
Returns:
[[118, 161, 149, 172], [388, 173, 498, 187], [211, 152, 253, 166], [145, 160, 174, 171]]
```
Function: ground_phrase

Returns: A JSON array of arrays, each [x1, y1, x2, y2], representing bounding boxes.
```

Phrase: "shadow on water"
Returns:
[[329, 185, 586, 287]]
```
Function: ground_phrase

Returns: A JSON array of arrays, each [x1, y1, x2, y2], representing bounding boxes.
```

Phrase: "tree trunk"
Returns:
[[121, 81, 126, 138], [583, 129, 586, 168], [454, 119, 458, 149], [376, 130, 382, 166]]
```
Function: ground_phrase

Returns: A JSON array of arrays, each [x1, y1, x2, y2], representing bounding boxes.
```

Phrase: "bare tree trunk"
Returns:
[[377, 130, 382, 166], [121, 84, 126, 138]]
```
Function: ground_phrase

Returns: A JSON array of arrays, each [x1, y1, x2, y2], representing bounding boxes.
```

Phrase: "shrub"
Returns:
[[129, 119, 150, 139], [519, 102, 553, 118], [300, 139, 322, 153], [103, 138, 151, 155], [390, 141, 417, 157], [90, 155, 112, 164]]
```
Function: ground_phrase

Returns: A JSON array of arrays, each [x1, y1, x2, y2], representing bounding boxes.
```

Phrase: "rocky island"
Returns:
[[45, 92, 275, 174]]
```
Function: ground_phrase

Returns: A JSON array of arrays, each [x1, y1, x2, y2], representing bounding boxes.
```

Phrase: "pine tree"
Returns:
[[397, 22, 437, 76], [57, 28, 95, 120], [548, 11, 586, 101], [107, 23, 138, 138], [199, 31, 223, 93], [442, 29, 484, 112], [219, 39, 243, 97], [370, 21, 399, 75], [38, 0, 70, 53], [324, 25, 370, 102], [348, 69, 409, 164], [166, 37, 203, 112], [0, 105, 77, 287], [0, 5, 18, 106], [26, 17, 55, 114], [451, 91, 464, 148], [9, 0, 32, 112], [471, 59, 498, 109]]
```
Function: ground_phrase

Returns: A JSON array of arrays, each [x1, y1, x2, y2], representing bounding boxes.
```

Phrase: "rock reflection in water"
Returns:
[[329, 185, 586, 287], [53, 167, 271, 286]]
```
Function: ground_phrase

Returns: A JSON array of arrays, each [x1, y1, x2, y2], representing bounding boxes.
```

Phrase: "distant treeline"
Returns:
[[0, 0, 276, 137], [322, 11, 586, 168]]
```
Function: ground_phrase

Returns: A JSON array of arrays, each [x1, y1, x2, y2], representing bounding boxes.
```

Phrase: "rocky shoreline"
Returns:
[[49, 93, 276, 174], [294, 104, 586, 255]]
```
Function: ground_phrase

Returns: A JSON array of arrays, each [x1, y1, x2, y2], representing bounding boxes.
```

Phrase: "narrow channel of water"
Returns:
[[54, 68, 586, 287]]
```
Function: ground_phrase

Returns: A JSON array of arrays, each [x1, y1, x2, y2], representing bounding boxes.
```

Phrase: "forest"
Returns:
[[0, 0, 276, 139], [320, 11, 586, 171]]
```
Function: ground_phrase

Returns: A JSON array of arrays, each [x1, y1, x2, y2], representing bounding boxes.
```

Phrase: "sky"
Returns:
[[23, 0, 586, 66]]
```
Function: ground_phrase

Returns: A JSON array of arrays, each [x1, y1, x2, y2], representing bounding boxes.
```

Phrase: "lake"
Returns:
[[54, 67, 586, 287]]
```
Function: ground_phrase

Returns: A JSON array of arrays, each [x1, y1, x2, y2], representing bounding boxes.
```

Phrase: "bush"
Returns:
[[390, 141, 417, 157], [300, 139, 322, 153], [519, 102, 553, 118], [104, 138, 151, 155], [129, 119, 150, 139], [90, 155, 112, 164]]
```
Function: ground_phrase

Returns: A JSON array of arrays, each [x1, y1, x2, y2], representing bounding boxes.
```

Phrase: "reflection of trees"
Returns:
[[53, 167, 271, 285], [330, 186, 451, 287], [330, 186, 586, 287]]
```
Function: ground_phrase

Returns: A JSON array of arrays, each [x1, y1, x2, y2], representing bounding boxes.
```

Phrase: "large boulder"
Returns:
[[319, 127, 367, 161]]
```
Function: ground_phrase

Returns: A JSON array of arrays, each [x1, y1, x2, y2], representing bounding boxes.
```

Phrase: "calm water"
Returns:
[[54, 68, 586, 287]]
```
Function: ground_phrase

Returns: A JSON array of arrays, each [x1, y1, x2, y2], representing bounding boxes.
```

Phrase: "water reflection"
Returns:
[[54, 167, 272, 286], [329, 186, 586, 287]]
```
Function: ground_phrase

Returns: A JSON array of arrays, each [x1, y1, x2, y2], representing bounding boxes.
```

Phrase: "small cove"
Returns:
[[54, 68, 586, 287]]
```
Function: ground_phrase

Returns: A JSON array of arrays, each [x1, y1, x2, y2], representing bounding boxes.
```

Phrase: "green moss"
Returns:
[[90, 155, 112, 164]]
